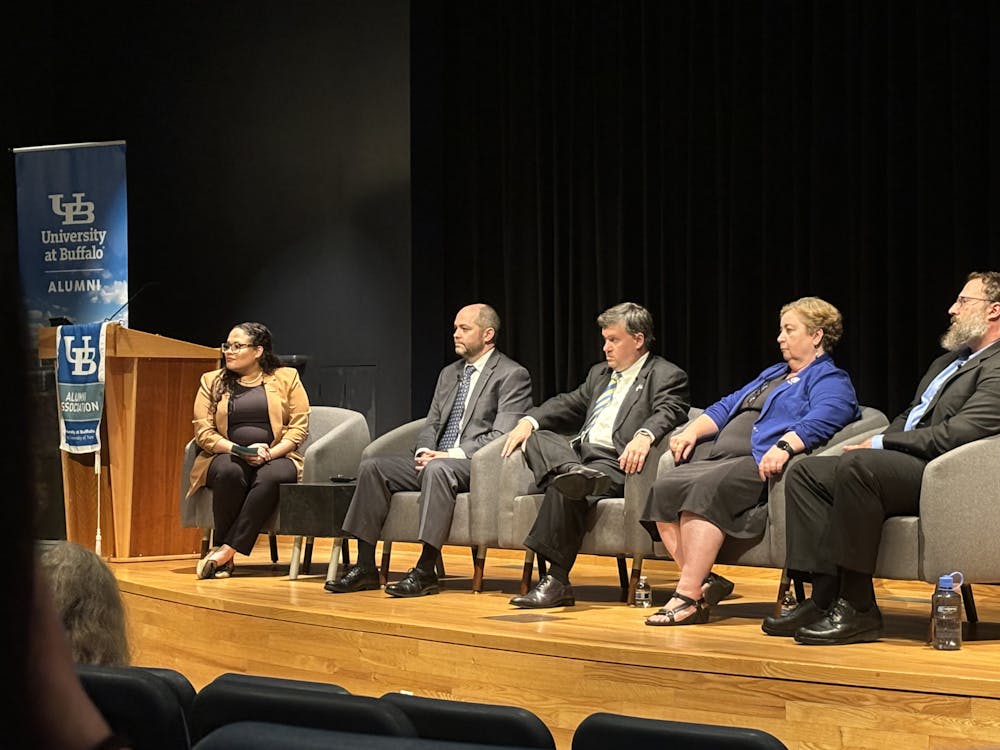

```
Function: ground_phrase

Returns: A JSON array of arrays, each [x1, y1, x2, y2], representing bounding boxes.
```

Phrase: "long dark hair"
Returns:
[[209, 322, 284, 413]]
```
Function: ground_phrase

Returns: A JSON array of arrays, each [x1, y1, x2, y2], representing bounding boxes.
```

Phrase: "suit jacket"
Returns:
[[528, 354, 691, 452], [186, 366, 310, 497], [882, 339, 1000, 461], [416, 349, 533, 457]]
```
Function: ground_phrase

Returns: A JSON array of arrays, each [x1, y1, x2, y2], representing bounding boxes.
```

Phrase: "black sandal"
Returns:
[[644, 592, 710, 626]]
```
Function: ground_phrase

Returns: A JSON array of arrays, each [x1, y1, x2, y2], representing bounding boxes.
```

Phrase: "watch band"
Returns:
[[775, 440, 796, 459]]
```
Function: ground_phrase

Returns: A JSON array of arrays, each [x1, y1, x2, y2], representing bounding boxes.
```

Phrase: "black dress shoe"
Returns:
[[551, 466, 611, 499], [325, 564, 380, 593], [703, 572, 735, 606], [761, 598, 826, 637], [385, 567, 440, 598], [794, 598, 883, 645], [509, 575, 575, 608]]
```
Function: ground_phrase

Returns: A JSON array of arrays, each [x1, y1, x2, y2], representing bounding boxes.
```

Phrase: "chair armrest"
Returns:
[[920, 434, 1000, 582], [302, 411, 372, 483], [362, 419, 428, 460], [467, 435, 507, 544], [624, 441, 667, 553], [496, 446, 540, 548]]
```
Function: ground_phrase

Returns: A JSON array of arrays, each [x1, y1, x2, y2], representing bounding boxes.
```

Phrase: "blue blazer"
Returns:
[[703, 353, 861, 463]]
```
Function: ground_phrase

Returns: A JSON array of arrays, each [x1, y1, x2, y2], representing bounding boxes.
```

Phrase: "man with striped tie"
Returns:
[[327, 304, 532, 597], [501, 302, 691, 608]]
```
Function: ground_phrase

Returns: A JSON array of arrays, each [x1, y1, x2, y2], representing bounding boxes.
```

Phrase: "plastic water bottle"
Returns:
[[931, 571, 963, 651], [780, 589, 798, 617], [634, 576, 652, 608]]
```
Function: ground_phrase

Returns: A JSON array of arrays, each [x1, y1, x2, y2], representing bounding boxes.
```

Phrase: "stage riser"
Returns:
[[123, 590, 1000, 749]]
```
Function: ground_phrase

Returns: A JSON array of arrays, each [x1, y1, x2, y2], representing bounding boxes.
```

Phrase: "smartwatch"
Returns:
[[775, 440, 796, 460]]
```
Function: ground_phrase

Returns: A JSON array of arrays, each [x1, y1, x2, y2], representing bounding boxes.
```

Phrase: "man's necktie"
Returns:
[[576, 372, 621, 443], [438, 364, 476, 450]]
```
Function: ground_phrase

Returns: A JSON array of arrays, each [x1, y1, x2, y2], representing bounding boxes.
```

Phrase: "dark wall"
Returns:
[[410, 0, 1000, 420], [4, 2, 411, 438], [4, 2, 411, 538]]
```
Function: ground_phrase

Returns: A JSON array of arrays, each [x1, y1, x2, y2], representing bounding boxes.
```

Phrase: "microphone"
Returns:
[[104, 281, 159, 322]]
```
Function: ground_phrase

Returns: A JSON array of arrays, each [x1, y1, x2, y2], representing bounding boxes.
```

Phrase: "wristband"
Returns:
[[775, 440, 796, 460]]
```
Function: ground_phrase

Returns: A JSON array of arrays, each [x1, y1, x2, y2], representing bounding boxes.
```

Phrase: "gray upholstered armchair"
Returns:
[[364, 418, 506, 593], [872, 432, 1000, 621], [496, 408, 704, 601], [179, 405, 371, 571]]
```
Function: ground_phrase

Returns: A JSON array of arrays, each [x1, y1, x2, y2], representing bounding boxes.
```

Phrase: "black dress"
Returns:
[[641, 377, 783, 539]]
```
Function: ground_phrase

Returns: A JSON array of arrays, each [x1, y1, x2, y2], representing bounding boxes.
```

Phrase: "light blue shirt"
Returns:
[[871, 347, 978, 448]]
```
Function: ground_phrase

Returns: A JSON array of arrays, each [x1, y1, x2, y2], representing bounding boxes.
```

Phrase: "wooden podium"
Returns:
[[38, 325, 219, 560]]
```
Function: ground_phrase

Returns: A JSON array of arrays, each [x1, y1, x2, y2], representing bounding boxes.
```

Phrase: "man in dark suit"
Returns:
[[501, 302, 691, 608], [327, 303, 532, 597], [763, 271, 1000, 644]]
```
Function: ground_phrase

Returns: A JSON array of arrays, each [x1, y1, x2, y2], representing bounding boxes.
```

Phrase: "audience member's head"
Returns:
[[39, 541, 131, 667]]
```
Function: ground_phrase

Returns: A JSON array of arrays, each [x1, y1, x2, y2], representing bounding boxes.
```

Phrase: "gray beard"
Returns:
[[940, 315, 988, 352]]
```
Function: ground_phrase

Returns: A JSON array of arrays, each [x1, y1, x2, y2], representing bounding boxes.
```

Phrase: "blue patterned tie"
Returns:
[[576, 372, 621, 442], [438, 364, 476, 450]]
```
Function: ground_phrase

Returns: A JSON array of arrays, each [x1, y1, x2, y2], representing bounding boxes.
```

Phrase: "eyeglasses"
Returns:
[[954, 296, 995, 308], [220, 342, 256, 353]]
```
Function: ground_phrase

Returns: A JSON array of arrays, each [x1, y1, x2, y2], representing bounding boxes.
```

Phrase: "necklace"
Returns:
[[237, 370, 263, 386]]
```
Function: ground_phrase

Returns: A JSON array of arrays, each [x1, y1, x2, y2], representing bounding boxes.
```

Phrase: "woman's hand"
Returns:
[[668, 430, 698, 464], [244, 443, 271, 466], [757, 445, 791, 481]]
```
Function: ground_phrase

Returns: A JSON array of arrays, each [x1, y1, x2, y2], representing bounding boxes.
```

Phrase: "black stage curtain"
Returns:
[[411, 0, 1000, 419]]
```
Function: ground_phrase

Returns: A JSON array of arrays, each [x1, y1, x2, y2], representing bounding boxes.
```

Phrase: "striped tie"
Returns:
[[576, 372, 621, 443]]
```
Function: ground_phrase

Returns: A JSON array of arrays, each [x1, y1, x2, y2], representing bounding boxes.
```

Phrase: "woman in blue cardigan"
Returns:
[[642, 297, 860, 626]]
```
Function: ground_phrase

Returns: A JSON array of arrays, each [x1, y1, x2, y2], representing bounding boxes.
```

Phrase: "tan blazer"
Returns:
[[186, 366, 310, 498]]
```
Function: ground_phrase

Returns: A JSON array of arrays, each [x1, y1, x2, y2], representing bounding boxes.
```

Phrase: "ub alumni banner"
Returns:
[[14, 141, 129, 334], [55, 322, 108, 453]]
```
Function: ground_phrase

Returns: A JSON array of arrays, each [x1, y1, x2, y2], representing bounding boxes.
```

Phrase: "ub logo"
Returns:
[[63, 335, 99, 376], [48, 192, 96, 226]]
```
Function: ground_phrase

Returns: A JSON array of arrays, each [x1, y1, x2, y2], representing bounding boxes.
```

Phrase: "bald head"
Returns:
[[452, 303, 499, 362]]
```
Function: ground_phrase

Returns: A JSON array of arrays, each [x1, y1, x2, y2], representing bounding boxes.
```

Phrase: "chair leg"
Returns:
[[616, 555, 629, 603], [520, 550, 535, 595], [774, 570, 793, 618], [962, 583, 979, 623], [302, 536, 314, 575], [628, 556, 645, 605], [435, 552, 446, 579], [268, 532, 279, 564], [471, 546, 486, 593], [327, 537, 344, 583], [289, 536, 303, 580], [379, 542, 392, 586]]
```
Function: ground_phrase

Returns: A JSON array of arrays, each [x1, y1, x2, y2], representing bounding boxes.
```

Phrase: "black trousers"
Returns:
[[342, 455, 472, 549], [521, 430, 625, 572], [784, 450, 927, 576], [207, 454, 297, 555]]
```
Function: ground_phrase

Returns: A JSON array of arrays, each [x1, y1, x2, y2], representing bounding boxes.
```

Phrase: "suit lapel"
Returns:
[[925, 342, 1000, 415], [462, 353, 498, 428], [612, 358, 651, 432]]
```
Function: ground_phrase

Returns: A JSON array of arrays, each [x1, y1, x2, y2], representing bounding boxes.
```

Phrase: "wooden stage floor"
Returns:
[[112, 540, 1000, 750]]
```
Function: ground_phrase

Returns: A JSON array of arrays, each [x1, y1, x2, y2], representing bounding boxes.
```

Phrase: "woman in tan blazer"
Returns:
[[187, 322, 310, 579]]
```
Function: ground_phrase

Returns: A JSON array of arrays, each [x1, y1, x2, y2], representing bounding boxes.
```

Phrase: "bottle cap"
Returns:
[[938, 574, 954, 589]]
